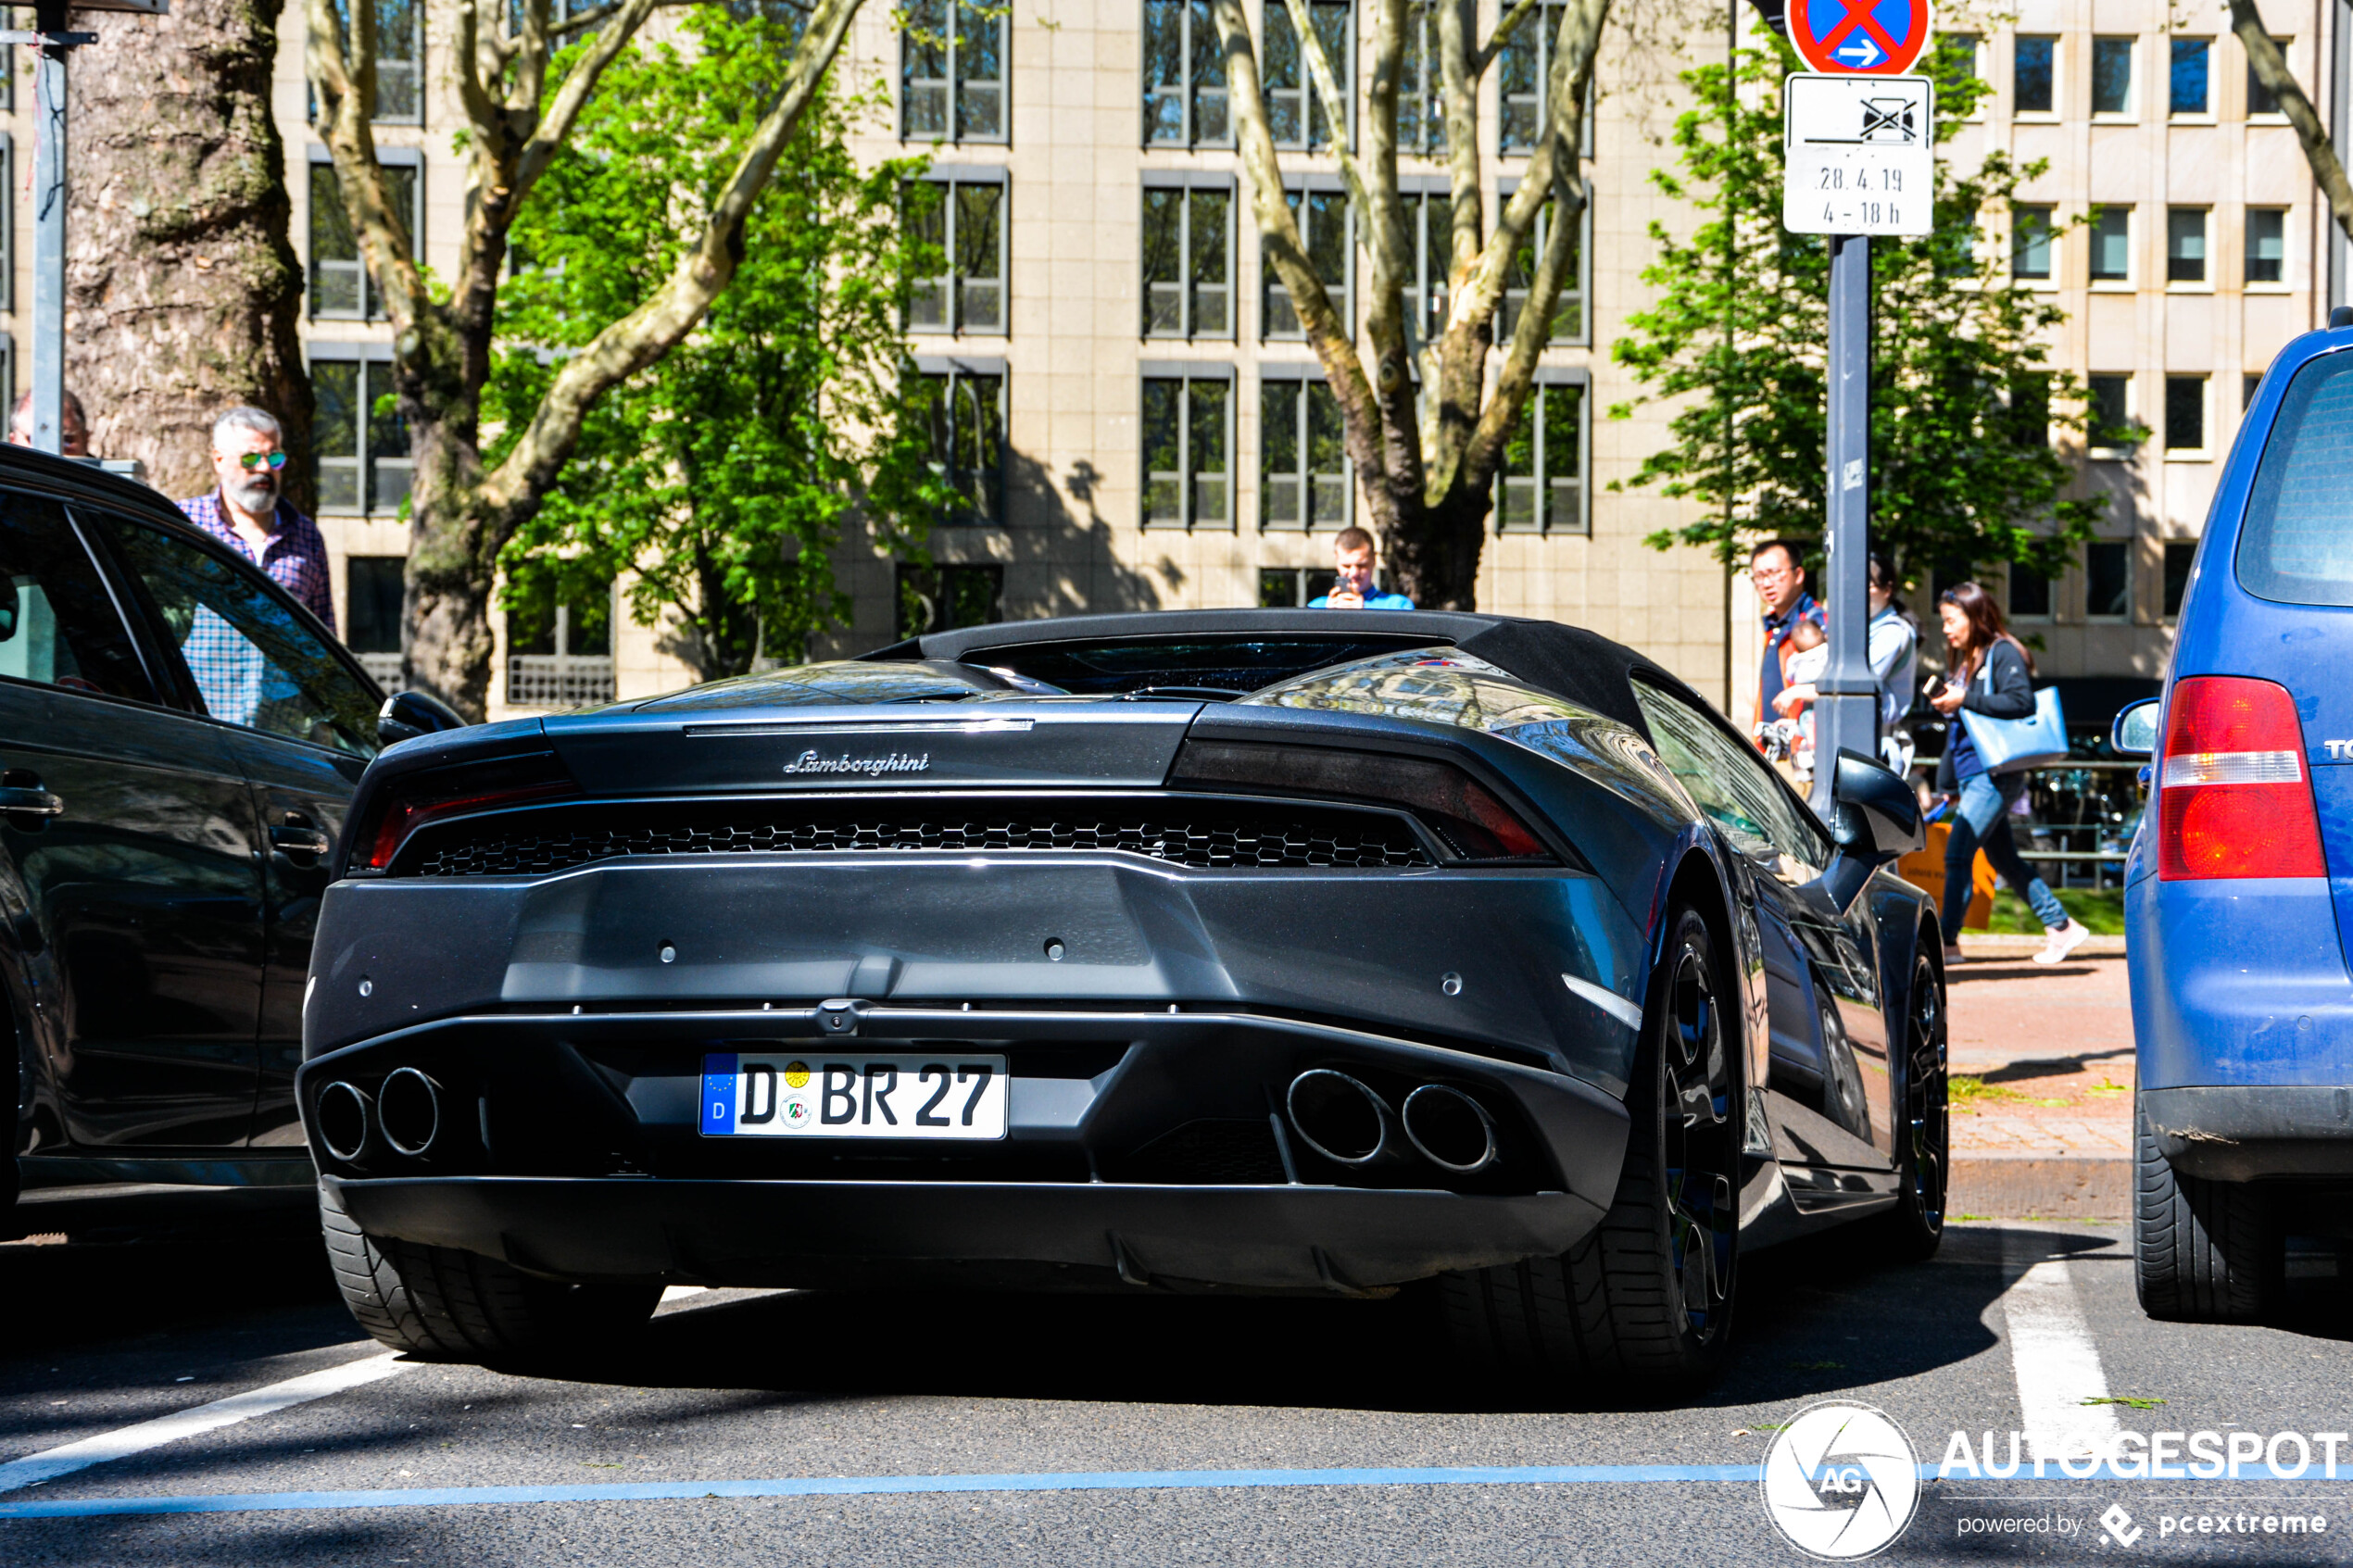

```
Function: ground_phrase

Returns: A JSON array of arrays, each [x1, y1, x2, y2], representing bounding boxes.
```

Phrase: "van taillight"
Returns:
[[2157, 677, 2325, 880], [1169, 740, 1552, 861], [350, 752, 576, 872]]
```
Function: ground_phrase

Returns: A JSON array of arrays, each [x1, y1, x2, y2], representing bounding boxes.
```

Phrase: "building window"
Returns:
[[2009, 559, 2052, 619], [505, 578, 614, 709], [1141, 370, 1230, 530], [2246, 207, 2286, 282], [2246, 41, 2287, 116], [915, 361, 1006, 526], [2007, 373, 2051, 447], [1499, 378, 1586, 534], [2245, 372, 2264, 408], [2166, 207, 2208, 282], [2011, 205, 2053, 280], [901, 0, 1005, 142], [896, 563, 1003, 638], [1142, 0, 1228, 145], [1264, 183, 1349, 338], [2085, 542, 2131, 619], [1141, 181, 1233, 339], [1499, 0, 1566, 151], [2014, 36, 2056, 114], [2091, 36, 2133, 114], [2163, 541, 2196, 616], [2086, 374, 2135, 458], [346, 555, 405, 686], [1403, 188, 1454, 342], [308, 156, 419, 320], [1499, 183, 1589, 343], [359, 0, 422, 123], [1265, 0, 1351, 151], [1398, 2, 1447, 156], [2164, 375, 2208, 453], [2170, 38, 2210, 115], [1261, 372, 1349, 531], [2088, 207, 2130, 282], [906, 173, 1005, 335], [310, 351, 411, 516], [1258, 567, 1340, 606]]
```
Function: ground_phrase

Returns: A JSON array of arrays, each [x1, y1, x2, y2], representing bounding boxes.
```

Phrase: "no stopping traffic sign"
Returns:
[[1791, 0, 1931, 74]]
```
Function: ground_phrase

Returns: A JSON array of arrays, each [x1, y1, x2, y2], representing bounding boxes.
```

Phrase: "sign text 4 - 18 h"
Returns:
[[1781, 73, 1934, 237]]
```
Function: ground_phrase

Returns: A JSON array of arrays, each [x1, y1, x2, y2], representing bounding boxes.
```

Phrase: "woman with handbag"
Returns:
[[1928, 582, 2090, 966]]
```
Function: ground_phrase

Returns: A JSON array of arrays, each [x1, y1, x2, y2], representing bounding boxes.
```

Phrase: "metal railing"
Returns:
[[1911, 757, 2147, 892], [357, 651, 404, 693], [506, 654, 616, 710]]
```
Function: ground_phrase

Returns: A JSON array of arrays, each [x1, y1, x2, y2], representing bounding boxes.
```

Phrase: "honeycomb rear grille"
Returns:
[[400, 797, 1433, 876]]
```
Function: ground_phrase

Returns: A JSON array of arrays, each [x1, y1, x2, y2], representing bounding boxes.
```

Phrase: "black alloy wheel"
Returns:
[[1875, 948, 1949, 1261], [1438, 907, 1740, 1392], [1660, 924, 1740, 1344]]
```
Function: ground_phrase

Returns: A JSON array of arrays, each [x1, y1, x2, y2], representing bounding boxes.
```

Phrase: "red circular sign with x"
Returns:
[[1792, 0, 1931, 74]]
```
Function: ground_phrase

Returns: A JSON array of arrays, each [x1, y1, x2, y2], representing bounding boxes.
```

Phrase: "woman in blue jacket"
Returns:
[[1928, 582, 2090, 966]]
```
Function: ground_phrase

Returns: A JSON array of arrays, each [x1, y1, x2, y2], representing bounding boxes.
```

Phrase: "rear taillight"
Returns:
[[1169, 740, 1552, 861], [350, 751, 576, 873], [2157, 676, 2325, 880]]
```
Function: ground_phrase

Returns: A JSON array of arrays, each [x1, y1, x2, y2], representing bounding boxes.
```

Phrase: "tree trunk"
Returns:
[[67, 0, 312, 509]]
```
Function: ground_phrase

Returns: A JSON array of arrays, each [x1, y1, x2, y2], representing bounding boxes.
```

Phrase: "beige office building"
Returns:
[[9, 0, 2343, 717]]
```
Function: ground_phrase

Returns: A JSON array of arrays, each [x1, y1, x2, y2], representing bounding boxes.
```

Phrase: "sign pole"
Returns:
[[30, 0, 69, 457], [1814, 231, 1876, 812]]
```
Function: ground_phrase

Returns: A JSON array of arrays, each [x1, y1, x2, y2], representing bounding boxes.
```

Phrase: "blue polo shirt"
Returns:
[[1310, 591, 1416, 609]]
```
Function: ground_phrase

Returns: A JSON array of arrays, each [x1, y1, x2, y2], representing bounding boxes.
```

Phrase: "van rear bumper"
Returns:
[[2143, 1085, 2353, 1182]]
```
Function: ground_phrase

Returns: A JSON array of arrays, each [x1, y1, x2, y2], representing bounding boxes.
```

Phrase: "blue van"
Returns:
[[2117, 320, 2353, 1322]]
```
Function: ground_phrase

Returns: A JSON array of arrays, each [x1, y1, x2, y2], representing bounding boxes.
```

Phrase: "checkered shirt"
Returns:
[[176, 492, 334, 727]]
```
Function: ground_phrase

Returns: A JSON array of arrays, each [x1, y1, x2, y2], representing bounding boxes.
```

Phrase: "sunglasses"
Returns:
[[232, 450, 289, 471]]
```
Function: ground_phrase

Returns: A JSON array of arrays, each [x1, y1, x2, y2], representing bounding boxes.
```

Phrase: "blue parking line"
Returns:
[[4, 1461, 2345, 1520], [0, 1463, 1755, 1519]]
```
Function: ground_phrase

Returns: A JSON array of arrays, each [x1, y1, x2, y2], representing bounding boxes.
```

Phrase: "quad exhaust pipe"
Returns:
[[316, 1069, 446, 1164], [1284, 1071, 1497, 1174]]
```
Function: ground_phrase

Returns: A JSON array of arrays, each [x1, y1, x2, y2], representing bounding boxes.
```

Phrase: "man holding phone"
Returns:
[[1310, 527, 1415, 609]]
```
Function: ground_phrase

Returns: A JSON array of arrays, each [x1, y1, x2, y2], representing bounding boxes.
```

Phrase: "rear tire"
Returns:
[[2133, 1093, 2276, 1323], [1439, 907, 1739, 1394], [1870, 948, 1948, 1262], [320, 1182, 661, 1362]]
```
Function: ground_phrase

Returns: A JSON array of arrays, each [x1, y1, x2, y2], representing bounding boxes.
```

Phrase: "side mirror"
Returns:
[[2111, 697, 2159, 757], [1822, 748, 1922, 909], [378, 689, 468, 747]]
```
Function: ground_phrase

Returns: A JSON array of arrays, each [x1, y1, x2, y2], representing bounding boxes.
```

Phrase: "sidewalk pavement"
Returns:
[[1943, 943, 2133, 1221]]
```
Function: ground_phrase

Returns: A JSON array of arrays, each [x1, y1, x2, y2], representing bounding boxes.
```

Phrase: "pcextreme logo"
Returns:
[[1760, 1401, 1922, 1559]]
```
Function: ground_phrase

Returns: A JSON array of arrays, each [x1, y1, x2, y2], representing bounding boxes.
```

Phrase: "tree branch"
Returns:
[[552, 0, 736, 40], [484, 0, 866, 519], [1452, 0, 1601, 333], [308, 0, 429, 332], [1279, 0, 1373, 215], [1474, 0, 1541, 78], [2228, 3, 2353, 245], [514, 0, 666, 206]]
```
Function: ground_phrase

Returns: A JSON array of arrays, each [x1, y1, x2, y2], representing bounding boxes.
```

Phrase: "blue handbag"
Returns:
[[1958, 684, 2070, 773]]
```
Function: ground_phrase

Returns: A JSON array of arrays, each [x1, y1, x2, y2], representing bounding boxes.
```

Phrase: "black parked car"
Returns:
[[0, 445, 455, 1211], [303, 610, 1944, 1389]]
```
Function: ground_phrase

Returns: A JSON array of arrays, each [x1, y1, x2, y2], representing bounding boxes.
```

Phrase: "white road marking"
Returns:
[[0, 1352, 409, 1495], [1998, 1228, 2120, 1461]]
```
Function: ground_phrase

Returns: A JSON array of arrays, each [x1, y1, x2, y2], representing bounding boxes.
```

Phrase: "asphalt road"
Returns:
[[3, 1184, 2351, 1565]]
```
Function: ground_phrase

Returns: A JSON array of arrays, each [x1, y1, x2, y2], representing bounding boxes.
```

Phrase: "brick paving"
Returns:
[[1944, 949, 2134, 1160]]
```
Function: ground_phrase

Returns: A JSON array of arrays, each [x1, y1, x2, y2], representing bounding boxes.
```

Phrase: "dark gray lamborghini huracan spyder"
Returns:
[[303, 610, 1944, 1388]]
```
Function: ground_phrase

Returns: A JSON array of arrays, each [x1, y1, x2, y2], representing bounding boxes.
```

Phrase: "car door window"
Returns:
[[0, 490, 152, 701], [93, 512, 379, 759], [1630, 680, 1829, 872]]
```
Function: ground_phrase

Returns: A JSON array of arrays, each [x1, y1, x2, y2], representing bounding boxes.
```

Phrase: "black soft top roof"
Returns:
[[864, 609, 1706, 741]]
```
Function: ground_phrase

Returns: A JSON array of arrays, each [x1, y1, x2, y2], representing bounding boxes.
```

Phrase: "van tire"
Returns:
[[2133, 1094, 2276, 1323]]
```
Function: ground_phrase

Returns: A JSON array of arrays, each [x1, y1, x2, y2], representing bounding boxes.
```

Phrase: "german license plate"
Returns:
[[698, 1052, 1008, 1139]]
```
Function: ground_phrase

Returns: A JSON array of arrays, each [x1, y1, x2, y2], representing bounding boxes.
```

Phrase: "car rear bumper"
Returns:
[[2128, 872, 2353, 1090], [327, 1173, 1605, 1294], [2143, 1085, 2353, 1182]]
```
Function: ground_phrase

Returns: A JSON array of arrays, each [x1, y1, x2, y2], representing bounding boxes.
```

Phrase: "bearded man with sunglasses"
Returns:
[[176, 406, 335, 633]]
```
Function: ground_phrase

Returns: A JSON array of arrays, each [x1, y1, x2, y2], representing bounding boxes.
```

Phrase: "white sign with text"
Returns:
[[1782, 72, 1935, 236]]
